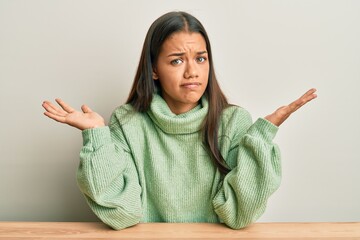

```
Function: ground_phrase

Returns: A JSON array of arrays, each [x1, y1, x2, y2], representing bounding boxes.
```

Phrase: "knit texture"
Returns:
[[76, 94, 281, 230]]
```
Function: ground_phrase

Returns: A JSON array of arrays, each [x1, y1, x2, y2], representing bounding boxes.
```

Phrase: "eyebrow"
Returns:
[[167, 51, 208, 57]]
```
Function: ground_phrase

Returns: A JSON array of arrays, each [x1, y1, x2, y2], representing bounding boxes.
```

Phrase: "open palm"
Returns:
[[265, 88, 317, 126], [42, 99, 105, 130]]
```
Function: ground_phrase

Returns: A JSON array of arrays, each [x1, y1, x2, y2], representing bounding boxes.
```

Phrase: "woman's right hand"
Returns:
[[42, 99, 105, 130]]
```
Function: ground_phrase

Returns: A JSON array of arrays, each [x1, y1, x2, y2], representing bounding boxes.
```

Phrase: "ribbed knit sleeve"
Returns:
[[213, 114, 281, 229], [76, 114, 142, 230]]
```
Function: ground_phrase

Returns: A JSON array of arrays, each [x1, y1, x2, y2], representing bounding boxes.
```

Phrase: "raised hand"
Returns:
[[265, 88, 317, 127], [42, 99, 105, 130]]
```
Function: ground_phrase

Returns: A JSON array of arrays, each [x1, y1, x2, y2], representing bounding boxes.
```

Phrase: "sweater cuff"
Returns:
[[247, 118, 279, 142], [82, 126, 112, 148]]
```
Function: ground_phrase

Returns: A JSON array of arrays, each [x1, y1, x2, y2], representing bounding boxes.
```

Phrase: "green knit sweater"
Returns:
[[77, 94, 281, 230]]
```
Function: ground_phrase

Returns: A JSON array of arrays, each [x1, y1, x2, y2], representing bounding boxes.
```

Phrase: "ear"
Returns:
[[152, 68, 159, 80]]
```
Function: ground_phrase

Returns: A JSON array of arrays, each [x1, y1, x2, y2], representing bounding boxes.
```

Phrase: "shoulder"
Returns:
[[112, 103, 135, 117], [109, 103, 144, 127], [221, 105, 252, 126], [218, 105, 253, 140]]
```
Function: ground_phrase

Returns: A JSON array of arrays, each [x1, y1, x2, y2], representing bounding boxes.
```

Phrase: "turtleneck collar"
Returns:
[[147, 93, 208, 134]]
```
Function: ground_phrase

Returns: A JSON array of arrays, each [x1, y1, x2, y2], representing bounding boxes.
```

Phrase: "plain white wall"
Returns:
[[1, 0, 359, 222]]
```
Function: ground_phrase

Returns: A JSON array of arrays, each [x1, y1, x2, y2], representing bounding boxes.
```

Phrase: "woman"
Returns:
[[42, 11, 317, 230]]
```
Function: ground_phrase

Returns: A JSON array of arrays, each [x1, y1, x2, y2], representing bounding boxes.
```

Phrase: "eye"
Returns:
[[196, 57, 207, 63], [170, 59, 183, 65]]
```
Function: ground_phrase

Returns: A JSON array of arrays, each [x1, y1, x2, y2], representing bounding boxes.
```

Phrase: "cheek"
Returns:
[[203, 67, 210, 82], [157, 72, 178, 90], [158, 67, 183, 81]]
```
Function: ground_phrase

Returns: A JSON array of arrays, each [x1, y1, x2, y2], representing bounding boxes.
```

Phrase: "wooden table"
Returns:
[[0, 222, 359, 239]]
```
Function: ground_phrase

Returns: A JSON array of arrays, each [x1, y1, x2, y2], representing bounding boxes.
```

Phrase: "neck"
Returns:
[[147, 93, 208, 134], [167, 102, 198, 115]]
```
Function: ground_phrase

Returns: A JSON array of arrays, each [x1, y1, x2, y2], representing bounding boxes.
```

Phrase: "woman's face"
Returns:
[[153, 31, 209, 115]]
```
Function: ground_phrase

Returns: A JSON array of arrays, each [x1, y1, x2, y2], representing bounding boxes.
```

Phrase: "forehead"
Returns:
[[161, 31, 207, 52]]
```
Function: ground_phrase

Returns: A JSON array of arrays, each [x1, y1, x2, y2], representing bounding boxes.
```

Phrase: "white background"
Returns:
[[1, 0, 359, 222]]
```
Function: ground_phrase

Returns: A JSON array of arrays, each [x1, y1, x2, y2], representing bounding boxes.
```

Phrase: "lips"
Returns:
[[180, 82, 201, 88]]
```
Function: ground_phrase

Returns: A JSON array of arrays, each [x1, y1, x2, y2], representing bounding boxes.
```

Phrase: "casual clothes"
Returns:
[[77, 94, 281, 230]]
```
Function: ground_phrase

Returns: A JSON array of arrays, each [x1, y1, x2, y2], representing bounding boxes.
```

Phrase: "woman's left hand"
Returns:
[[265, 88, 317, 127]]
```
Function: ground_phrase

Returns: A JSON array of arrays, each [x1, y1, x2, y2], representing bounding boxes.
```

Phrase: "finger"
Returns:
[[81, 104, 93, 113], [43, 111, 66, 123], [299, 88, 317, 104], [288, 88, 317, 112], [305, 88, 318, 101], [42, 101, 67, 116], [55, 98, 76, 113]]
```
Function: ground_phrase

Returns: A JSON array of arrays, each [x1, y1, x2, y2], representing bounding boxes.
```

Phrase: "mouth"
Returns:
[[180, 82, 201, 89]]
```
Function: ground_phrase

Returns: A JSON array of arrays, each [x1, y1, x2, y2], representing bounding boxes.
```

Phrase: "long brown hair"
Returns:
[[127, 11, 231, 175]]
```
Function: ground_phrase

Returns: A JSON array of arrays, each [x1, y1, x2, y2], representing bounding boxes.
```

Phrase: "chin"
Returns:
[[183, 94, 202, 103]]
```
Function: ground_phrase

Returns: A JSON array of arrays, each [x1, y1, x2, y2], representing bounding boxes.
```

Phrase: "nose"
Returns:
[[184, 61, 198, 79]]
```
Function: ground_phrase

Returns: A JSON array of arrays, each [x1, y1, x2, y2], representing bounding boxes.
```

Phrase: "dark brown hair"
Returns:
[[127, 11, 230, 175]]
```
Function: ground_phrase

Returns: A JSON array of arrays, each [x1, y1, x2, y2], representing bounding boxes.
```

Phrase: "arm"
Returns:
[[77, 118, 142, 230], [213, 88, 317, 229], [213, 116, 280, 229], [42, 99, 142, 229]]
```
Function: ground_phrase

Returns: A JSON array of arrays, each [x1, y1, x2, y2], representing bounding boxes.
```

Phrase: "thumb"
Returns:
[[81, 104, 93, 113]]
